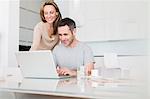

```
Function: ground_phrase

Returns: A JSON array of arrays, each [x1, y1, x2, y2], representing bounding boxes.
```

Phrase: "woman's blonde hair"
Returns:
[[40, 0, 62, 35]]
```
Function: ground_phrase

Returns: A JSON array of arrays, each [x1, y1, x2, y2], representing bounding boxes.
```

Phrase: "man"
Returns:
[[53, 18, 95, 77]]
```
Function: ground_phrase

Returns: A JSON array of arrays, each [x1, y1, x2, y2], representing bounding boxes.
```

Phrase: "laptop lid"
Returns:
[[18, 78, 59, 91], [15, 50, 66, 79]]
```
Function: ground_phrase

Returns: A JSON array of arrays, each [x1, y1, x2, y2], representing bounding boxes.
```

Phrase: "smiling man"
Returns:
[[53, 18, 95, 77]]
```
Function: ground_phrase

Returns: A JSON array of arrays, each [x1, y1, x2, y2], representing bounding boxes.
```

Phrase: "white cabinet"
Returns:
[[19, 0, 42, 46], [19, 0, 148, 44], [103, 2, 147, 41], [68, 1, 147, 41], [55, 0, 70, 18], [0, 0, 19, 67]]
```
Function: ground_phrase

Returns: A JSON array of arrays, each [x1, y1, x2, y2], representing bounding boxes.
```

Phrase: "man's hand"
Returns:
[[56, 67, 77, 77], [85, 63, 94, 76]]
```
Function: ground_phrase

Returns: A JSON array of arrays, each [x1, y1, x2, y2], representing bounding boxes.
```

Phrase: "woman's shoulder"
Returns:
[[34, 22, 45, 29]]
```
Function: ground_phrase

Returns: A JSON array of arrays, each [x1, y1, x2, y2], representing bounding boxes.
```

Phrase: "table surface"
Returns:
[[0, 75, 146, 99]]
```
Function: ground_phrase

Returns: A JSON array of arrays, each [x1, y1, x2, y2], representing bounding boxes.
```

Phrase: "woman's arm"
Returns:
[[30, 23, 42, 50]]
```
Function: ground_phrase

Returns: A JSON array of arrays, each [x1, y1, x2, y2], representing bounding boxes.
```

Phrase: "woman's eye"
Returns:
[[44, 11, 55, 15], [44, 12, 48, 15], [50, 11, 55, 14]]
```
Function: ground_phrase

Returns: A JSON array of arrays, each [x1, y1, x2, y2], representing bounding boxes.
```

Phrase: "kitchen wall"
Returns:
[[0, 0, 147, 79], [18, 0, 148, 81], [19, 0, 148, 54], [0, 0, 148, 82], [0, 0, 149, 98], [0, 0, 19, 69], [148, 0, 150, 98], [19, 0, 42, 50]]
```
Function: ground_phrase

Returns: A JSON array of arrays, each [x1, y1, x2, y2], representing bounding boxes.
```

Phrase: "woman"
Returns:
[[30, 1, 62, 50]]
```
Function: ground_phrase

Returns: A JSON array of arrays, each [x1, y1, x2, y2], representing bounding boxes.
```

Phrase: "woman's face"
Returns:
[[44, 5, 58, 24]]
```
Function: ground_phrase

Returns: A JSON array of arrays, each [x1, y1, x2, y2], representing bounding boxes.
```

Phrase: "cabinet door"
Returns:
[[72, 1, 147, 41], [76, 0, 108, 41], [19, 0, 42, 46], [104, 2, 147, 40]]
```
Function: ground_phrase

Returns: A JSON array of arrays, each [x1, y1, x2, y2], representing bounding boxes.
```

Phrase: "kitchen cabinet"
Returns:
[[19, 0, 147, 45], [19, 0, 41, 46], [67, 0, 147, 41]]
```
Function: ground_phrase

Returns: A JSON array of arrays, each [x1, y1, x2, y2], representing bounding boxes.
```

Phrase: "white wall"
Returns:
[[148, 1, 150, 98], [0, 1, 19, 98], [0, 0, 19, 76], [0, 0, 9, 78], [0, 0, 148, 98], [8, 0, 19, 67]]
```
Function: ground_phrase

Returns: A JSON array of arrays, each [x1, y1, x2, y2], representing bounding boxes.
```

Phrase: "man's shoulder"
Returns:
[[78, 42, 91, 49], [53, 44, 64, 51]]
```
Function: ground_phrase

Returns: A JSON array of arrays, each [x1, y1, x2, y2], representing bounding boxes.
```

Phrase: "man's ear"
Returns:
[[73, 28, 76, 35]]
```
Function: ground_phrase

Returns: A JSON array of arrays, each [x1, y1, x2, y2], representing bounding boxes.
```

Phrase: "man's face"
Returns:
[[58, 25, 75, 47]]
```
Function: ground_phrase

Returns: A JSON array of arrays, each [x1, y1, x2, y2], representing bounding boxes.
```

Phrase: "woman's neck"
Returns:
[[45, 22, 53, 36], [46, 22, 53, 29]]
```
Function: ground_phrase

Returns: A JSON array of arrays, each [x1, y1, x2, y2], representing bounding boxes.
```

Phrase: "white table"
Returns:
[[0, 74, 146, 99]]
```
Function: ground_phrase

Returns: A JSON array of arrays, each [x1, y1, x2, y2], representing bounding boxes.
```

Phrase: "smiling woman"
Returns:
[[19, 0, 62, 51], [30, 0, 62, 51]]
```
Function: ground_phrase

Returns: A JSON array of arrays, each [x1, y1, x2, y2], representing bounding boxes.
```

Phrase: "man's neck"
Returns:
[[69, 39, 79, 48]]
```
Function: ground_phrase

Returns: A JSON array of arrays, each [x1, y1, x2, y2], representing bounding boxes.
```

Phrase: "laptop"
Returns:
[[18, 78, 59, 91], [15, 50, 70, 79]]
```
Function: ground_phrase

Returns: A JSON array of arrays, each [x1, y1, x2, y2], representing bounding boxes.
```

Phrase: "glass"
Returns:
[[77, 66, 85, 80]]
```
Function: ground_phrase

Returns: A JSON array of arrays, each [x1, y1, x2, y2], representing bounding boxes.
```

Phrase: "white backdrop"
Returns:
[[0, 0, 19, 79]]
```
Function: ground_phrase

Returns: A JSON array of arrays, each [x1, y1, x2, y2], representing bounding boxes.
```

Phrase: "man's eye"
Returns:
[[64, 34, 68, 36]]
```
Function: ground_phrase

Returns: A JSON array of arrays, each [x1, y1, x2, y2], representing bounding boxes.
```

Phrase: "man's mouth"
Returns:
[[62, 40, 68, 45]]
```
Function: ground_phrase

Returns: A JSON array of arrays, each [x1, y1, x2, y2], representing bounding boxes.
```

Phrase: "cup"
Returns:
[[77, 66, 85, 80], [91, 69, 99, 77]]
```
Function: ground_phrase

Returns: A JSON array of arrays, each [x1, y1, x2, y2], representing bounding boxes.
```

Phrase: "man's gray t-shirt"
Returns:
[[52, 42, 94, 69]]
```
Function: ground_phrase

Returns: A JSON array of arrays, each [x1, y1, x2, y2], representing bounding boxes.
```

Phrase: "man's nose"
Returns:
[[60, 35, 65, 40], [61, 36, 66, 40]]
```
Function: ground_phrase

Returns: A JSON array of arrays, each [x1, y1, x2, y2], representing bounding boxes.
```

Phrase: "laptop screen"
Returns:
[[15, 50, 60, 79]]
